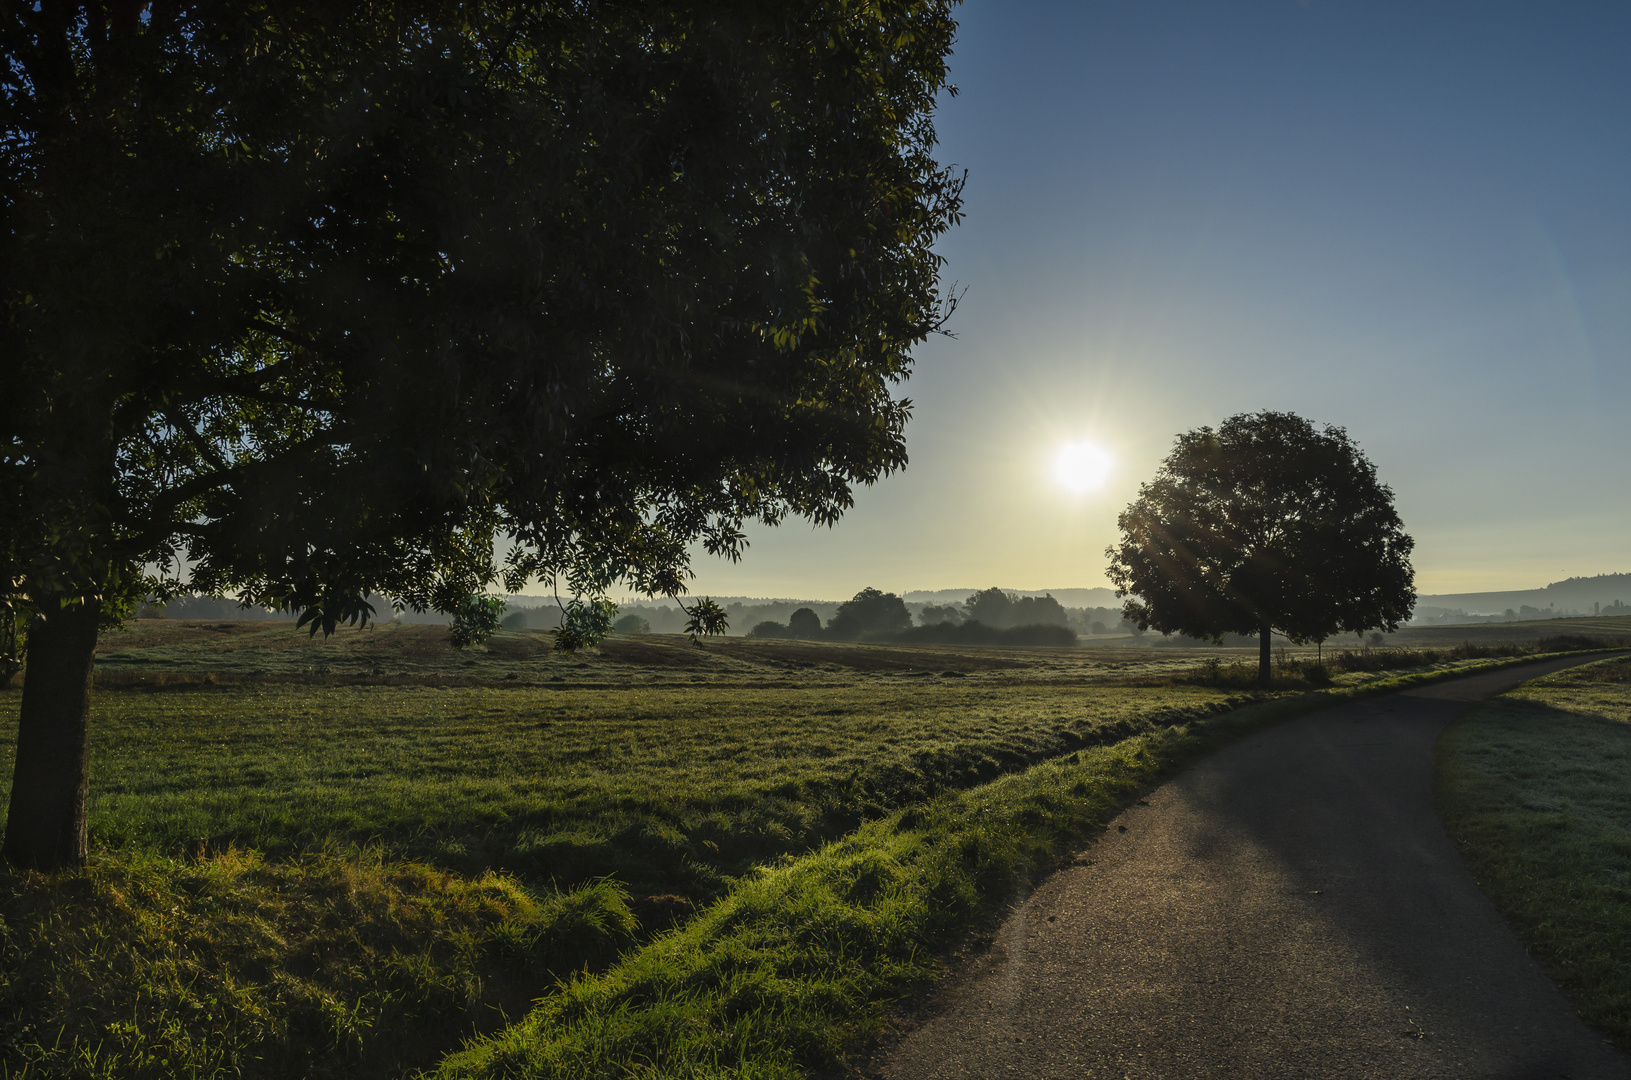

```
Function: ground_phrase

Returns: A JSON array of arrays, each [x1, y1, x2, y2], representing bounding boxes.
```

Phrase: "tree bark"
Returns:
[[1259, 617, 1272, 687], [3, 600, 100, 870]]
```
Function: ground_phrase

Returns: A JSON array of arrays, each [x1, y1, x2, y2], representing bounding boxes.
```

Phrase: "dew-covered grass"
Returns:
[[1439, 654, 1631, 1050]]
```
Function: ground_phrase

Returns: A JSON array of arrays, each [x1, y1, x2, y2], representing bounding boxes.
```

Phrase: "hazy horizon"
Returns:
[[589, 571, 1631, 609], [675, 0, 1631, 601]]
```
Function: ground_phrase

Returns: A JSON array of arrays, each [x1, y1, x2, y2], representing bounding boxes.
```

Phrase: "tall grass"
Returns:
[[433, 721, 1217, 1078], [0, 852, 639, 1079]]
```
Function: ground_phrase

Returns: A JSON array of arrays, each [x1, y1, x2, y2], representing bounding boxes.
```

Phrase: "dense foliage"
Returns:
[[0, 1, 963, 866], [826, 586, 914, 640], [1107, 411, 1415, 682], [2, 0, 963, 627], [962, 587, 1069, 628]]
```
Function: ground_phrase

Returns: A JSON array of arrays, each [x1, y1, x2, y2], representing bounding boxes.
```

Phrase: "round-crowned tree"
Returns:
[[1106, 412, 1415, 685], [826, 588, 912, 641], [0, 3, 962, 869], [788, 608, 823, 639]]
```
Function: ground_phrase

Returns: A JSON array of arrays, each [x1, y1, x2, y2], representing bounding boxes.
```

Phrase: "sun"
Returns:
[[1054, 440, 1114, 494]]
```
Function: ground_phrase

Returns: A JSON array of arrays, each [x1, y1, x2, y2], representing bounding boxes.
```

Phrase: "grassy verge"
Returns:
[[435, 653, 1597, 1079], [1438, 653, 1631, 1051], [0, 852, 640, 1080]]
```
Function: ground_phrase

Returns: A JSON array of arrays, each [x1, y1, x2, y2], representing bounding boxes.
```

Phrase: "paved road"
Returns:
[[876, 656, 1630, 1080]]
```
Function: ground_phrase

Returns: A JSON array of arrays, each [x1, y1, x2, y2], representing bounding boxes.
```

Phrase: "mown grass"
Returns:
[[1438, 653, 1631, 1051], [0, 635, 1605, 1078], [0, 639, 1251, 1079], [0, 680, 1245, 904]]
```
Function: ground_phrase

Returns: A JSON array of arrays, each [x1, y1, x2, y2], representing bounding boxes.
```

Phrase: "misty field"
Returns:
[[1, 623, 1623, 1078]]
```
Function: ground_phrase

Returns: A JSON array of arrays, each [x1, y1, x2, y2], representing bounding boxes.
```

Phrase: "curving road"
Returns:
[[875, 656, 1630, 1080]]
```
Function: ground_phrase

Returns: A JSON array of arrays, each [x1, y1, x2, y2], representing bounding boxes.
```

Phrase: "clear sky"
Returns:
[[687, 0, 1631, 602]]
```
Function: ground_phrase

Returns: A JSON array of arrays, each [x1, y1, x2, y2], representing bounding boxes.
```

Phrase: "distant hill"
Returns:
[[903, 587, 1121, 608], [1414, 572, 1631, 622]]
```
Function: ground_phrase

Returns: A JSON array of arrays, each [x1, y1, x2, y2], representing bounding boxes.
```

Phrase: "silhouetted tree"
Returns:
[[788, 608, 823, 639], [963, 588, 1012, 627], [613, 615, 651, 635], [748, 620, 790, 639], [918, 603, 963, 626], [1012, 594, 1067, 626], [1106, 412, 1415, 685], [827, 588, 912, 640], [1, 3, 962, 869], [962, 589, 1066, 629]]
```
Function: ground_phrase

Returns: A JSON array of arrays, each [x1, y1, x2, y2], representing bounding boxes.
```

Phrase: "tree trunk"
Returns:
[[3, 600, 100, 870], [1259, 617, 1272, 687]]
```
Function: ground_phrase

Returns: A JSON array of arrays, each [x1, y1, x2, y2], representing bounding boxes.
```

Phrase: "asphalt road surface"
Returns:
[[876, 656, 1630, 1080]]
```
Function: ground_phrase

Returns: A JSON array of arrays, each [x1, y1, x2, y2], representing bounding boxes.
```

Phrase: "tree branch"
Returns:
[[162, 408, 232, 475]]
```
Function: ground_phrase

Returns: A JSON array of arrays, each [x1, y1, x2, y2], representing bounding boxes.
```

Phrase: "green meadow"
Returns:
[[0, 621, 1624, 1078]]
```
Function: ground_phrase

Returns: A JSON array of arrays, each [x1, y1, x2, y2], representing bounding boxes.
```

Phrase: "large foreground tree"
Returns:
[[0, 1, 963, 869], [1106, 412, 1415, 685]]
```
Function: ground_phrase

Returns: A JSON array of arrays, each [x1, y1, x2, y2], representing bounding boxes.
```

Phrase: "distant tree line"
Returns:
[[1408, 602, 1612, 626], [747, 587, 1080, 645], [136, 588, 1160, 644]]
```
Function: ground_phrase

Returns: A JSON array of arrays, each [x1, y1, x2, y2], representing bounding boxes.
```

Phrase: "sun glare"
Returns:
[[1054, 441, 1114, 494]]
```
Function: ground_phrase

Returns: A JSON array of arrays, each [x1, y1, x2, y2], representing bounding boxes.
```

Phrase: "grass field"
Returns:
[[0, 621, 1621, 1078], [77, 613, 1631, 687], [19, 624, 1277, 899], [1438, 653, 1631, 1051], [1383, 614, 1631, 648]]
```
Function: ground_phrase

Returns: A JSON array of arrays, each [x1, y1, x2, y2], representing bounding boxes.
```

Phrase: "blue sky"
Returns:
[[686, 0, 1630, 600]]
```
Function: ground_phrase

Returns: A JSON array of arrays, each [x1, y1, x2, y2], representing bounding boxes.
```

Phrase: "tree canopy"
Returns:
[[827, 587, 912, 641], [962, 588, 1067, 629], [788, 607, 823, 638], [0, 1, 963, 869], [1105, 411, 1415, 683]]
